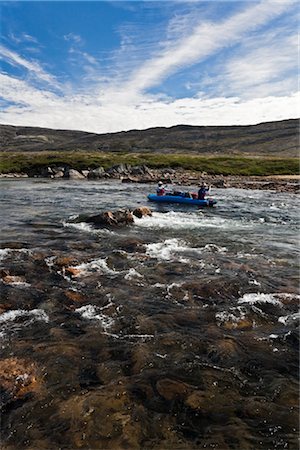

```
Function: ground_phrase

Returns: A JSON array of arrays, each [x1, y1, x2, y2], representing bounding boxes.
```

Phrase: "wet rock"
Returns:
[[132, 206, 152, 218], [55, 256, 79, 268], [86, 209, 134, 227], [0, 269, 27, 285], [64, 267, 82, 277], [0, 358, 41, 408], [64, 169, 85, 180], [64, 290, 85, 303], [207, 337, 241, 363]]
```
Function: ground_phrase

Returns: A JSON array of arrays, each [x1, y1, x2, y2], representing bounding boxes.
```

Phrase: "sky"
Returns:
[[0, 0, 299, 133]]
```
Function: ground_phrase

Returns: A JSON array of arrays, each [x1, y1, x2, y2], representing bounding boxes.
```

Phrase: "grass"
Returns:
[[0, 151, 299, 176]]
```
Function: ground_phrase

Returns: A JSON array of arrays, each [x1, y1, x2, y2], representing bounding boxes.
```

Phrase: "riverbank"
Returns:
[[0, 167, 299, 193]]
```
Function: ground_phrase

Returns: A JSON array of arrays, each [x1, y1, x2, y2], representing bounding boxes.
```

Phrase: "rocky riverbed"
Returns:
[[0, 163, 299, 193], [0, 179, 299, 449]]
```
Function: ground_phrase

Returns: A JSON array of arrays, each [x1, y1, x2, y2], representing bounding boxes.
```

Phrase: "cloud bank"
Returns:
[[0, 0, 298, 132]]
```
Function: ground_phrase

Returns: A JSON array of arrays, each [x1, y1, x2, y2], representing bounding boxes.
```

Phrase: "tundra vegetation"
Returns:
[[0, 151, 298, 176]]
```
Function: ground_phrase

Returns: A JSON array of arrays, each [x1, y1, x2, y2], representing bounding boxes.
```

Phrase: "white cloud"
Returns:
[[0, 45, 60, 88], [9, 32, 38, 44], [0, 71, 298, 133], [63, 33, 83, 44], [123, 0, 296, 94], [0, 0, 298, 133]]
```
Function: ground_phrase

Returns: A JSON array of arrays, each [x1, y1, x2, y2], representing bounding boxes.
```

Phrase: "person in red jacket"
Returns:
[[156, 181, 166, 196]]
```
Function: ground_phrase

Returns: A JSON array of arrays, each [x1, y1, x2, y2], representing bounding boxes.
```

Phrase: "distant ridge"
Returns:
[[0, 119, 299, 157]]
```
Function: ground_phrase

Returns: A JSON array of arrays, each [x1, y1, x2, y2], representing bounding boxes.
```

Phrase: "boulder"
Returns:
[[106, 164, 131, 176], [132, 206, 152, 218], [65, 169, 85, 180], [53, 170, 64, 178], [88, 167, 105, 179], [86, 209, 134, 227]]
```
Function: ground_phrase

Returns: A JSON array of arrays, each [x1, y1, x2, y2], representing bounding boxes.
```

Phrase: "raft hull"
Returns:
[[147, 194, 216, 207]]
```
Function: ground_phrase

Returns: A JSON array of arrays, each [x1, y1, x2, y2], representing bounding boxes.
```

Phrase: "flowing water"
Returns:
[[0, 179, 299, 450]]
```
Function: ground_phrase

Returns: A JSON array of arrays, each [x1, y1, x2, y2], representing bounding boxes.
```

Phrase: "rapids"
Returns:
[[0, 179, 299, 449]]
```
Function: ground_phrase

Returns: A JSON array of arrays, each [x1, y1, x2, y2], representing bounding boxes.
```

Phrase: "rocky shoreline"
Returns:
[[0, 163, 299, 193]]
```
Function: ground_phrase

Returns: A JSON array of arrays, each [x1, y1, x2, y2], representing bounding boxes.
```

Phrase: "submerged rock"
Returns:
[[0, 358, 41, 409]]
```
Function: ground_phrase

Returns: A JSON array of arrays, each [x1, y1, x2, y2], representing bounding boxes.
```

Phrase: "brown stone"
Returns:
[[55, 256, 79, 268], [86, 209, 134, 227], [64, 290, 85, 302], [132, 206, 152, 218], [0, 357, 41, 404], [2, 275, 26, 284], [65, 267, 82, 277]]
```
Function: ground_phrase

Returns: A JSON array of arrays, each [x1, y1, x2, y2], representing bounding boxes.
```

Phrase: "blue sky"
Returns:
[[0, 0, 298, 132]]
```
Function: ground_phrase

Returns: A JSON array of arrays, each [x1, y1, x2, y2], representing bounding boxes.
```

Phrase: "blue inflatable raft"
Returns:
[[147, 194, 217, 207]]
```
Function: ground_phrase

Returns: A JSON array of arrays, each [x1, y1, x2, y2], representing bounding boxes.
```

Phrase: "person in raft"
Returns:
[[156, 181, 166, 196], [198, 182, 210, 200]]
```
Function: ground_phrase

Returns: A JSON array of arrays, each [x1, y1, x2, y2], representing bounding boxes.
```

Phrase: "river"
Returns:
[[0, 179, 299, 450]]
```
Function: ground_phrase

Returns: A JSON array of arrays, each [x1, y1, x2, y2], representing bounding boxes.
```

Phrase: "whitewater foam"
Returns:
[[278, 312, 300, 326], [0, 309, 49, 324], [0, 248, 32, 262], [124, 268, 144, 280], [238, 293, 283, 307], [145, 238, 201, 263], [75, 304, 115, 331], [135, 211, 252, 230], [73, 258, 119, 276]]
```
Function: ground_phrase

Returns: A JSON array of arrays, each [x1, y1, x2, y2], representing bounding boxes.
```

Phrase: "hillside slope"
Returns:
[[0, 119, 299, 156]]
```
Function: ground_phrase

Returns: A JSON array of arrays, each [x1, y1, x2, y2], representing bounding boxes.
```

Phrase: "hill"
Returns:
[[0, 119, 299, 157]]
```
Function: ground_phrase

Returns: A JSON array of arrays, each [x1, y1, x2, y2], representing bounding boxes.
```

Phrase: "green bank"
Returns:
[[0, 151, 299, 176]]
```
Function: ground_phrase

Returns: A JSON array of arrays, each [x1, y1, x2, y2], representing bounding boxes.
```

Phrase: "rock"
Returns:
[[86, 209, 134, 227], [64, 290, 85, 303], [88, 167, 105, 179], [65, 169, 85, 180], [0, 357, 41, 408], [118, 238, 145, 253], [0, 269, 27, 285], [132, 206, 152, 218], [55, 256, 79, 268], [53, 170, 64, 178], [2, 275, 26, 285], [106, 164, 131, 176], [81, 170, 89, 178], [213, 179, 228, 188], [121, 176, 139, 183], [52, 166, 66, 174], [131, 165, 151, 176], [65, 267, 82, 277]]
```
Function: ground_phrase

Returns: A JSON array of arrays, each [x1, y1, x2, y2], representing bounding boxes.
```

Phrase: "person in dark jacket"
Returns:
[[198, 182, 210, 200]]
